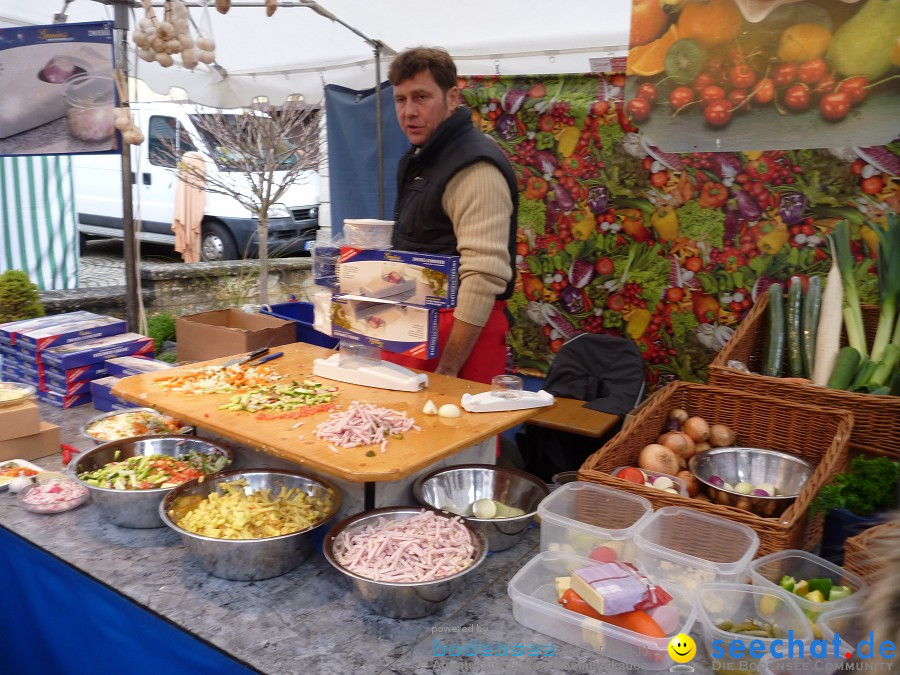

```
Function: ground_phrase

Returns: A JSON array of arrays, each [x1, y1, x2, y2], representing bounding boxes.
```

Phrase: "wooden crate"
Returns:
[[708, 293, 897, 458], [579, 381, 852, 557]]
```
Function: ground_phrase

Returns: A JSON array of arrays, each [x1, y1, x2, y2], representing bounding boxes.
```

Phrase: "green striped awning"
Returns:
[[0, 155, 78, 290]]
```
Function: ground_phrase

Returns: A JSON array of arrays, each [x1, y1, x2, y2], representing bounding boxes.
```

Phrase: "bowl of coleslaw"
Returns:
[[68, 435, 233, 528], [80, 408, 193, 445]]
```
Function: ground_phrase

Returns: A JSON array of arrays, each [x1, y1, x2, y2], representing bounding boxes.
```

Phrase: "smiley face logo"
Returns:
[[668, 633, 696, 663]]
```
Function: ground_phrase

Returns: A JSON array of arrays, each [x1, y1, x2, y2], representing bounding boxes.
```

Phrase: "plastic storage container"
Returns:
[[634, 506, 759, 590], [748, 550, 866, 630], [343, 219, 394, 249], [816, 606, 865, 657], [312, 243, 340, 290], [538, 481, 652, 563], [695, 583, 813, 673], [508, 549, 696, 671], [611, 467, 689, 497], [259, 302, 339, 349]]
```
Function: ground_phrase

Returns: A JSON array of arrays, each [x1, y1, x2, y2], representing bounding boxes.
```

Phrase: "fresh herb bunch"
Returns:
[[810, 457, 899, 517]]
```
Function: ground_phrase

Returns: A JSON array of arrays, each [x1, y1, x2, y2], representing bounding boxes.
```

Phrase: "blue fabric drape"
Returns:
[[324, 82, 408, 239], [0, 527, 256, 674]]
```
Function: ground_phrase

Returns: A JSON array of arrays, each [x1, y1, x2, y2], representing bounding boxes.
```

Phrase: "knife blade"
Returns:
[[246, 351, 283, 366], [222, 346, 269, 367]]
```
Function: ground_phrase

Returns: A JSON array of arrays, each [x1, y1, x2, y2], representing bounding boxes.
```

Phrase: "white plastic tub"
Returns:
[[634, 506, 759, 590], [815, 606, 866, 656], [508, 549, 696, 670], [537, 481, 652, 563], [343, 219, 394, 249]]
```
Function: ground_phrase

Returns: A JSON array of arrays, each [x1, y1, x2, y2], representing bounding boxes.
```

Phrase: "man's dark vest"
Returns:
[[392, 107, 518, 300]]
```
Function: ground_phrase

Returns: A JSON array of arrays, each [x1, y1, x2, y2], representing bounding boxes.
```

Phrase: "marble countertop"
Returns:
[[2, 404, 717, 675]]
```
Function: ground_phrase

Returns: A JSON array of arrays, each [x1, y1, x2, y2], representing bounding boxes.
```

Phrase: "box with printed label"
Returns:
[[105, 356, 173, 378], [40, 333, 154, 370], [16, 314, 126, 351], [331, 294, 438, 359], [0, 399, 41, 442], [38, 389, 92, 409], [43, 374, 93, 398], [0, 311, 99, 346], [92, 393, 140, 413], [0, 421, 61, 462], [89, 376, 120, 401], [338, 247, 459, 308], [42, 362, 108, 383]]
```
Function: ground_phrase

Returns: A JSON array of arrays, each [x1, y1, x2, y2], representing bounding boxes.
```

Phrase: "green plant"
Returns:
[[156, 352, 178, 364], [810, 456, 899, 517], [146, 312, 177, 353], [0, 270, 44, 323]]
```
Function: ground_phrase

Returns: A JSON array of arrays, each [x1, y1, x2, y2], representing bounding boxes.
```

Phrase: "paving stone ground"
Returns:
[[77, 239, 181, 287]]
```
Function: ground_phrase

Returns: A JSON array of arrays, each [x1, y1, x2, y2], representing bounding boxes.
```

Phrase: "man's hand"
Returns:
[[434, 318, 483, 378]]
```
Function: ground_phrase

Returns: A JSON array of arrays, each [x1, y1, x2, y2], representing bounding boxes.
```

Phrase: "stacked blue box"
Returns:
[[40, 333, 154, 370], [15, 314, 126, 352], [90, 376, 140, 412], [105, 356, 173, 378], [38, 389, 93, 409], [0, 311, 100, 346]]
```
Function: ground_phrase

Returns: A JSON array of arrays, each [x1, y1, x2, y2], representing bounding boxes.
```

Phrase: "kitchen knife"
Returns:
[[222, 347, 269, 367]]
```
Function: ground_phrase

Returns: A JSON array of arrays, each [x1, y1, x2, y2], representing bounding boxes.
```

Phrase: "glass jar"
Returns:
[[63, 73, 116, 143]]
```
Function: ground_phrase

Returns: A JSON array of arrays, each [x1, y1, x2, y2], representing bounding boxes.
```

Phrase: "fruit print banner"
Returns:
[[623, 0, 900, 152], [457, 74, 898, 388]]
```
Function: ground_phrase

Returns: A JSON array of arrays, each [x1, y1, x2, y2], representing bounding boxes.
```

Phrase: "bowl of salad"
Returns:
[[68, 435, 233, 528], [80, 408, 193, 445]]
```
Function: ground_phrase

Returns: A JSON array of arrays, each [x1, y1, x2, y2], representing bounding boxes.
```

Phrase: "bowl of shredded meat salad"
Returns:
[[81, 408, 192, 444]]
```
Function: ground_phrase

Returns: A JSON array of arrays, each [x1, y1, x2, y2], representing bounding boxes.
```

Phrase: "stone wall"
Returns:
[[40, 258, 315, 320]]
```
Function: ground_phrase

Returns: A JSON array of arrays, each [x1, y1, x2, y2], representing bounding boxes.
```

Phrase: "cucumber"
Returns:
[[763, 283, 785, 377], [827, 346, 861, 390], [849, 359, 876, 390], [786, 277, 804, 377], [801, 275, 821, 379]]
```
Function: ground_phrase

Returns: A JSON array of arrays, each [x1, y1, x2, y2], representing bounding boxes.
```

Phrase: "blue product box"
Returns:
[[105, 356, 173, 378], [0, 344, 19, 361], [43, 373, 93, 397], [41, 333, 155, 370], [38, 389, 92, 409], [330, 294, 439, 359], [92, 393, 140, 413], [17, 315, 126, 351], [41, 362, 108, 384], [89, 375, 119, 400], [0, 311, 100, 346], [338, 247, 459, 308]]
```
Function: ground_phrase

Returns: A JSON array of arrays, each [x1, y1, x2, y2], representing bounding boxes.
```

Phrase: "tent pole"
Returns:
[[375, 44, 384, 220], [113, 1, 138, 332]]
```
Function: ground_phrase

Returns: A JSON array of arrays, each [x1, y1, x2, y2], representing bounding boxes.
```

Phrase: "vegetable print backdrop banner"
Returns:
[[622, 0, 900, 152], [456, 74, 899, 388]]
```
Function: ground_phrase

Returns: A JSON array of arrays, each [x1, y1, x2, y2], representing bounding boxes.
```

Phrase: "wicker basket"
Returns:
[[708, 293, 898, 458], [578, 381, 852, 557], [843, 519, 900, 585]]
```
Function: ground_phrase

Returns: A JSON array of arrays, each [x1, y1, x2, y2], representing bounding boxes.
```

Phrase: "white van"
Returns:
[[73, 101, 320, 261]]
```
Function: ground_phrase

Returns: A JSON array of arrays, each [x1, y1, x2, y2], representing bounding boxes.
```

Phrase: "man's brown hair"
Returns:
[[388, 47, 457, 92]]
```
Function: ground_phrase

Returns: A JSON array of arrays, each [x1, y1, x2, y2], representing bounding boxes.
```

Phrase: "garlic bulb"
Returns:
[[8, 471, 35, 494]]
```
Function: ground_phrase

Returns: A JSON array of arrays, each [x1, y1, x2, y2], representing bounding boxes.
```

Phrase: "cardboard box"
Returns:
[[0, 311, 99, 346], [16, 315, 126, 351], [0, 399, 41, 442], [177, 309, 296, 362], [105, 356, 173, 378], [338, 247, 459, 308], [0, 421, 60, 462], [38, 390, 92, 409], [40, 333, 154, 370], [331, 294, 438, 359]]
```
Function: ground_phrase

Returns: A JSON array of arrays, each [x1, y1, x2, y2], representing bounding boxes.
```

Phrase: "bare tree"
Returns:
[[160, 101, 321, 304]]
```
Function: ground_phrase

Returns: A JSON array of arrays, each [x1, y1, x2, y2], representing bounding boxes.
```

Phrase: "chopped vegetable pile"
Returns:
[[218, 379, 338, 413], [153, 364, 282, 395], [78, 452, 230, 490], [779, 575, 853, 603], [85, 410, 188, 441]]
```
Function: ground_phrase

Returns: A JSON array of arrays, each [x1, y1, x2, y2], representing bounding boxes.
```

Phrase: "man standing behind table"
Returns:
[[382, 46, 518, 385]]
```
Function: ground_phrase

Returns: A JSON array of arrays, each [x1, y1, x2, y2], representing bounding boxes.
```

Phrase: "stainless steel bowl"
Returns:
[[80, 407, 193, 445], [323, 506, 487, 619], [689, 447, 814, 517], [68, 435, 232, 528], [160, 469, 340, 581], [413, 464, 549, 552]]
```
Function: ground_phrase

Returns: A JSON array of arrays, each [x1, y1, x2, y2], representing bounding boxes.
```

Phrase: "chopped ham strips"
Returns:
[[315, 401, 419, 450], [333, 509, 475, 583]]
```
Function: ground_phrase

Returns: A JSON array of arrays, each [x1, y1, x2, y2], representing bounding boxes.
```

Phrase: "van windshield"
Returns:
[[189, 113, 299, 172]]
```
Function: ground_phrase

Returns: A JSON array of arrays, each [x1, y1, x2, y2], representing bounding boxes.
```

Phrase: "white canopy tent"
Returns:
[[0, 0, 631, 106]]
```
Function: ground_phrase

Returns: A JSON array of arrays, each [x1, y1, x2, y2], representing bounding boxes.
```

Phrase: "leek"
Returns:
[[830, 222, 867, 359], [870, 213, 900, 362]]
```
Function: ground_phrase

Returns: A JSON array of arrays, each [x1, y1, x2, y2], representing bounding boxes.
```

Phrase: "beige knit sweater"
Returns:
[[441, 161, 514, 327]]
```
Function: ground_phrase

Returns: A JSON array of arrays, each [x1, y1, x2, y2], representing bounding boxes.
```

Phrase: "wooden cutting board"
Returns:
[[113, 343, 540, 482]]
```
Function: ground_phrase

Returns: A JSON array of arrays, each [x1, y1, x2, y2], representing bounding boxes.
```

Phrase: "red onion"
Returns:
[[708, 475, 725, 488]]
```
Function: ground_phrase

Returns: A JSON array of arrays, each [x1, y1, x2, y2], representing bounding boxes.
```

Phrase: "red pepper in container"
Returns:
[[61, 443, 81, 466]]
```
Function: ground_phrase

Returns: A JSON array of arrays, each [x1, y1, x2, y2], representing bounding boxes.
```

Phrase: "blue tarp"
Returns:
[[324, 82, 408, 239]]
